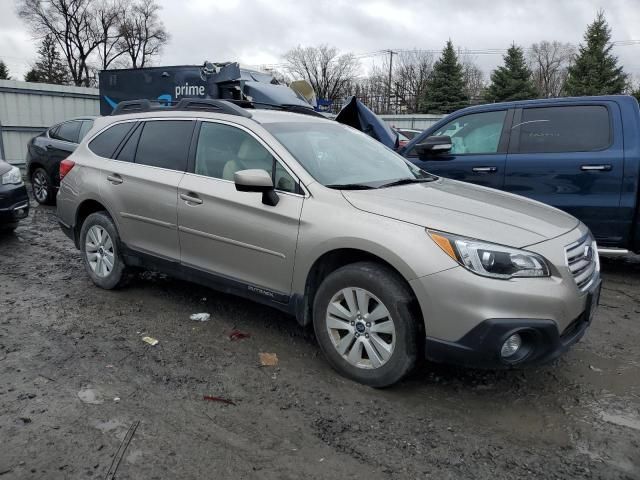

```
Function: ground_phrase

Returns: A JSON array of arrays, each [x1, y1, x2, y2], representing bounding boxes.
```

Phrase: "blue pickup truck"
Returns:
[[399, 95, 640, 254]]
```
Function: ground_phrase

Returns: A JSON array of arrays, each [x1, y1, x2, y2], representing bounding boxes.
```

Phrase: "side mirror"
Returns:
[[415, 135, 453, 157], [234, 169, 279, 206]]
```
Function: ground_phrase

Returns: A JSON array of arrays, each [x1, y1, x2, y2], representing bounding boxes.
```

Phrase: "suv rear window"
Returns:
[[516, 105, 610, 153], [134, 120, 194, 171], [89, 122, 136, 158]]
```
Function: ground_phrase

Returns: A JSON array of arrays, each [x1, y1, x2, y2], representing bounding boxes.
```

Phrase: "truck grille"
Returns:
[[565, 234, 599, 291]]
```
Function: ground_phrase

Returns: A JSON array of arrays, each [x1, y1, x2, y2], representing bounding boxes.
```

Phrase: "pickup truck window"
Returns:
[[431, 110, 507, 155], [515, 105, 610, 153]]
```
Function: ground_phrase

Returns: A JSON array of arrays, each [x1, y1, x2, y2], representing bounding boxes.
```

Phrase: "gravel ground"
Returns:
[[0, 201, 639, 480]]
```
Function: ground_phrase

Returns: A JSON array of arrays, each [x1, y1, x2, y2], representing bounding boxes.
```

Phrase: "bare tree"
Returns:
[[284, 45, 360, 105], [528, 41, 575, 97], [18, 0, 103, 86], [119, 0, 168, 68], [460, 54, 485, 102], [94, 0, 126, 70], [394, 50, 434, 113]]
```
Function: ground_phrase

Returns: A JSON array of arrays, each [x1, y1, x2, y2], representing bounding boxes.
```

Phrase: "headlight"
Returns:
[[428, 230, 550, 279], [1, 166, 23, 185]]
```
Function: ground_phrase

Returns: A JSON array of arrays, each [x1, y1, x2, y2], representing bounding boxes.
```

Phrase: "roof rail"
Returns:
[[110, 98, 252, 118], [226, 99, 324, 118]]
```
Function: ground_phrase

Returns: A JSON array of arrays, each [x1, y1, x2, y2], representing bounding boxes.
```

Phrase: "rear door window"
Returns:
[[52, 121, 82, 143], [515, 105, 611, 153], [88, 122, 136, 158], [115, 123, 142, 163], [134, 120, 194, 171]]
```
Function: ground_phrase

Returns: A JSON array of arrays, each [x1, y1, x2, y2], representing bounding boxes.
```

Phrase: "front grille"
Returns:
[[565, 234, 599, 291]]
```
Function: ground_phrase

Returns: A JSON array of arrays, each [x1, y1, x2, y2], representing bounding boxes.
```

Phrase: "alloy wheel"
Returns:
[[32, 170, 49, 203], [85, 225, 115, 278], [325, 287, 396, 369]]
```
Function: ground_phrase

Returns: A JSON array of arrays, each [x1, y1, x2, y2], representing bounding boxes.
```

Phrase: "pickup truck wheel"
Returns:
[[313, 262, 418, 387], [79, 212, 127, 289], [31, 168, 55, 205]]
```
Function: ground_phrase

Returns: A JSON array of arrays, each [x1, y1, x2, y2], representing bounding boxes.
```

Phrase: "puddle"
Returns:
[[78, 388, 104, 405], [126, 449, 144, 464], [92, 419, 127, 433], [600, 411, 640, 431]]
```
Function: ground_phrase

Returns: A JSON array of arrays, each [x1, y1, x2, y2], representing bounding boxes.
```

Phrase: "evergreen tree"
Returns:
[[421, 40, 468, 113], [26, 35, 70, 85], [0, 60, 10, 80], [485, 44, 538, 102], [565, 11, 628, 96], [24, 69, 40, 82]]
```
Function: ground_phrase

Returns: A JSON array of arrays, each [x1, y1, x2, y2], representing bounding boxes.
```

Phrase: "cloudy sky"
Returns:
[[1, 0, 639, 81]]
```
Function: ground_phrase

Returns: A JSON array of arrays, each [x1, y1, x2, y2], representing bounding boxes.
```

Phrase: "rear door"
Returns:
[[505, 102, 625, 246], [405, 108, 513, 189], [102, 119, 195, 261], [177, 120, 303, 297], [47, 120, 82, 183]]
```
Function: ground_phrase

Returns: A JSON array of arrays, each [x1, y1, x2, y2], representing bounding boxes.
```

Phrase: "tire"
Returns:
[[31, 168, 55, 205], [0, 223, 17, 234], [313, 262, 419, 387], [79, 211, 127, 289]]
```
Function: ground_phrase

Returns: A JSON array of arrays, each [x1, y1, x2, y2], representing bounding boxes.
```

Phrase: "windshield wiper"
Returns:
[[378, 177, 436, 188], [325, 183, 376, 190]]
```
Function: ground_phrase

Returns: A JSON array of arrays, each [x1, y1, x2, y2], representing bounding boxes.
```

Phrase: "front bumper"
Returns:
[[0, 183, 29, 225], [424, 278, 600, 368], [410, 223, 600, 368]]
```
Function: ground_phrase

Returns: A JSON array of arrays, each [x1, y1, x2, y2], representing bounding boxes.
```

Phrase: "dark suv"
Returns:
[[26, 117, 95, 204]]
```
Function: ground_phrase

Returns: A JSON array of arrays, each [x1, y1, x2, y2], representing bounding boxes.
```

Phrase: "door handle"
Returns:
[[45, 144, 54, 150], [581, 164, 612, 172], [106, 174, 123, 185], [472, 166, 498, 173], [180, 193, 203, 205]]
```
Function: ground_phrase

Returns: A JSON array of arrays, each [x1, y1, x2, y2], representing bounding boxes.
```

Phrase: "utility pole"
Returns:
[[386, 50, 395, 114]]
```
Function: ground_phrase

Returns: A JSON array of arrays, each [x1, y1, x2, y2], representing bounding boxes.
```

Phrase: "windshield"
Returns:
[[264, 122, 433, 188]]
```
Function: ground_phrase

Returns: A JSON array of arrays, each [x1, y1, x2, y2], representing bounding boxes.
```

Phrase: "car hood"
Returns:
[[342, 178, 579, 247]]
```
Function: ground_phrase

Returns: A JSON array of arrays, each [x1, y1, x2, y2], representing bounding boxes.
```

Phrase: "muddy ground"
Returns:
[[0, 200, 639, 480]]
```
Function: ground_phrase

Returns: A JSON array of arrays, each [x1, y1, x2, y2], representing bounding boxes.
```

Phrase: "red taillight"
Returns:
[[59, 159, 75, 181]]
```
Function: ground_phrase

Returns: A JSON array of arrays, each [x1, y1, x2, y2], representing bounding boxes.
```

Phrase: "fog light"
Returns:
[[501, 333, 522, 358]]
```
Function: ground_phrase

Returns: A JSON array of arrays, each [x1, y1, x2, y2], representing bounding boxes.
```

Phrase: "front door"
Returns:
[[177, 121, 303, 297], [405, 109, 512, 189], [103, 119, 195, 261], [504, 103, 625, 246]]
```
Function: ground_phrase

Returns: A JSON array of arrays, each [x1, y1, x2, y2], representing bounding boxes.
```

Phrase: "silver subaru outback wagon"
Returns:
[[57, 99, 601, 387]]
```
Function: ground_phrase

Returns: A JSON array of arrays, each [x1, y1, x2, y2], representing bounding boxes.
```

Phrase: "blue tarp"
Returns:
[[335, 96, 398, 149]]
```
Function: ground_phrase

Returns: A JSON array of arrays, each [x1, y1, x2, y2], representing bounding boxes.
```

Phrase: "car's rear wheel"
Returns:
[[80, 212, 127, 289], [31, 168, 55, 205], [313, 262, 419, 387]]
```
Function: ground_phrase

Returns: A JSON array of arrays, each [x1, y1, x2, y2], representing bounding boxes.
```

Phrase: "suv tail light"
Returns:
[[59, 159, 75, 181]]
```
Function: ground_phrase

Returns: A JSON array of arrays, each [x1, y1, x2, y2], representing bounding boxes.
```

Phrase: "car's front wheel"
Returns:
[[79, 212, 127, 289], [313, 262, 419, 387], [31, 168, 55, 205]]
